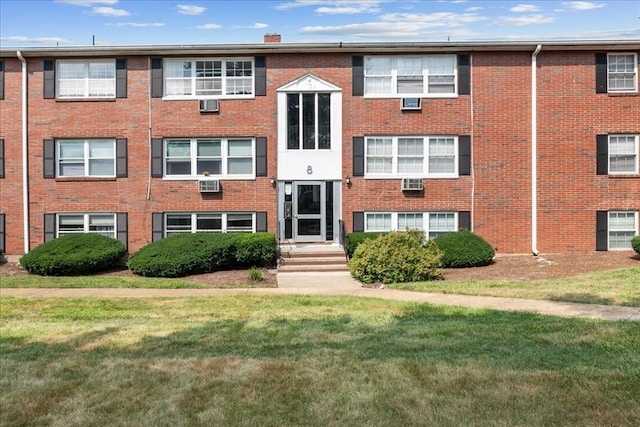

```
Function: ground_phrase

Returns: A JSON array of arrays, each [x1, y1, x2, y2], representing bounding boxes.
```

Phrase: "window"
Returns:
[[165, 212, 255, 236], [365, 136, 458, 177], [286, 92, 331, 150], [365, 212, 457, 237], [364, 55, 457, 97], [608, 211, 638, 250], [609, 135, 639, 174], [164, 58, 253, 98], [607, 53, 637, 93], [57, 139, 115, 177], [164, 138, 254, 178], [57, 213, 116, 239], [57, 60, 115, 98]]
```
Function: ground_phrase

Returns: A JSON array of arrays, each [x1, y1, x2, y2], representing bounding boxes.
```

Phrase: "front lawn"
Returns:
[[1, 296, 639, 426]]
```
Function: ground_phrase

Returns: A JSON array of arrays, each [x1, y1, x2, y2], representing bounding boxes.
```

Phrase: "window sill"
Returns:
[[55, 98, 117, 102], [606, 92, 638, 97], [363, 94, 458, 99], [161, 95, 255, 101], [162, 176, 255, 181], [55, 177, 116, 182], [364, 175, 459, 180], [608, 174, 639, 179]]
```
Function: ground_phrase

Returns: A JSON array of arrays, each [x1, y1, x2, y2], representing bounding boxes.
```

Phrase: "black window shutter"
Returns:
[[458, 211, 471, 231], [44, 213, 56, 242], [152, 212, 164, 241], [151, 57, 163, 98], [353, 136, 365, 176], [595, 53, 608, 94], [256, 137, 267, 177], [255, 56, 266, 96], [353, 211, 364, 232], [151, 138, 164, 177], [116, 138, 128, 178], [595, 211, 608, 251], [43, 139, 56, 178], [352, 56, 364, 96], [458, 135, 471, 176], [44, 59, 56, 99], [115, 58, 127, 98], [256, 212, 267, 232], [0, 213, 5, 254], [596, 134, 608, 175], [458, 54, 471, 95], [117, 212, 128, 250], [0, 60, 4, 100], [0, 139, 4, 179]]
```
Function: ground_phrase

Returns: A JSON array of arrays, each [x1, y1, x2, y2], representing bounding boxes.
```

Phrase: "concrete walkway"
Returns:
[[2, 271, 639, 321]]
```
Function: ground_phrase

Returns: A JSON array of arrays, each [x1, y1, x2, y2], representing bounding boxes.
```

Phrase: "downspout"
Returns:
[[531, 44, 542, 256], [17, 51, 29, 254]]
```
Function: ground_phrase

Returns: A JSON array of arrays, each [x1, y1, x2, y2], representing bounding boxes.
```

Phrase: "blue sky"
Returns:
[[1, 0, 638, 46]]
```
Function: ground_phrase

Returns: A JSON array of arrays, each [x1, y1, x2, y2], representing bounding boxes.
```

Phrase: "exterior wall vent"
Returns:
[[199, 99, 219, 113], [401, 97, 421, 111], [198, 179, 220, 193], [401, 178, 423, 191]]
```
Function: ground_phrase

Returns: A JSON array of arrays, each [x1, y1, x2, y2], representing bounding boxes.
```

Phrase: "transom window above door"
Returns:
[[287, 92, 331, 150]]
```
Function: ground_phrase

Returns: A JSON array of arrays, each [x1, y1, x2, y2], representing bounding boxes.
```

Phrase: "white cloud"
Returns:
[[0, 35, 73, 44], [197, 23, 222, 29], [493, 14, 554, 26], [315, 5, 380, 14], [232, 22, 270, 29], [382, 12, 487, 26], [92, 6, 130, 16], [466, 7, 483, 12], [177, 4, 206, 15], [300, 21, 476, 38], [561, 1, 605, 10], [106, 22, 166, 27], [56, 0, 118, 5], [510, 4, 540, 13], [276, 0, 384, 12]]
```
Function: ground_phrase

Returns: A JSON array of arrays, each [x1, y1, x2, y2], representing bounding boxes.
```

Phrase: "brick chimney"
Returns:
[[264, 33, 281, 43]]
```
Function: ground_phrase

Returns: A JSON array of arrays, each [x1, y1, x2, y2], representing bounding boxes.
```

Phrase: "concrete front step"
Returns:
[[278, 264, 350, 273], [280, 256, 347, 265], [277, 243, 349, 273]]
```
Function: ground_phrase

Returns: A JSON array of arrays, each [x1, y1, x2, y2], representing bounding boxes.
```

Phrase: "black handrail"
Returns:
[[338, 219, 349, 261]]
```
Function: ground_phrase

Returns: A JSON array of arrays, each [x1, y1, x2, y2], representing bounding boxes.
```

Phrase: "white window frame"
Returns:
[[57, 213, 116, 239], [364, 55, 457, 98], [163, 58, 254, 100], [607, 53, 638, 93], [57, 139, 116, 178], [364, 212, 458, 238], [164, 212, 256, 236], [608, 134, 639, 175], [57, 60, 116, 99], [608, 211, 638, 250], [163, 138, 255, 180], [365, 136, 458, 179]]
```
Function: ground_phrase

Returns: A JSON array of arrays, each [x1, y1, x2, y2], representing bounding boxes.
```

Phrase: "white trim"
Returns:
[[56, 213, 117, 239], [364, 211, 458, 238], [606, 52, 638, 94], [56, 59, 116, 99], [56, 139, 116, 178], [164, 212, 256, 235], [277, 73, 341, 92], [607, 211, 638, 251], [608, 134, 639, 175]]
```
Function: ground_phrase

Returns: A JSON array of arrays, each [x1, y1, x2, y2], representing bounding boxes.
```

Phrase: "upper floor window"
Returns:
[[365, 136, 458, 178], [164, 138, 254, 178], [57, 139, 115, 177], [365, 212, 457, 238], [164, 58, 254, 98], [364, 55, 456, 97], [57, 60, 115, 98], [57, 213, 116, 239], [607, 53, 637, 93], [609, 135, 639, 174], [287, 92, 331, 150]]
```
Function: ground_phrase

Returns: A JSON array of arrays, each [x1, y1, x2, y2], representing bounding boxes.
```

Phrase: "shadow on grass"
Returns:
[[549, 293, 616, 306]]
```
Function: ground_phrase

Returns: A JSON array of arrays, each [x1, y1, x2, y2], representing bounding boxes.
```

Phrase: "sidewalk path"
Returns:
[[2, 272, 639, 321]]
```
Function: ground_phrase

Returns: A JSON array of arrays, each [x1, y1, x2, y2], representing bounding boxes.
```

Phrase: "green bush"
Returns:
[[346, 232, 387, 257], [19, 234, 126, 276], [434, 229, 495, 268], [349, 230, 442, 284], [127, 232, 277, 277], [632, 235, 640, 255]]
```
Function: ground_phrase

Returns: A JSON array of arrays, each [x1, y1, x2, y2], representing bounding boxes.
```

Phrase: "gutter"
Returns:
[[531, 44, 542, 256], [16, 51, 29, 253]]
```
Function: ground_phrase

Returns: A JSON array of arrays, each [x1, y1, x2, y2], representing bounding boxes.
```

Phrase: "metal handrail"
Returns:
[[339, 219, 349, 261]]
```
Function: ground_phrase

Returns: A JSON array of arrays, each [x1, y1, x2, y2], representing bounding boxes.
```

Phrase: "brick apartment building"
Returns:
[[0, 37, 638, 257]]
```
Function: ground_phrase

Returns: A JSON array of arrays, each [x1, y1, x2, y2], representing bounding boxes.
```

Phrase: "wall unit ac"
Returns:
[[198, 179, 220, 193], [401, 178, 424, 191], [199, 99, 219, 113], [401, 97, 421, 111]]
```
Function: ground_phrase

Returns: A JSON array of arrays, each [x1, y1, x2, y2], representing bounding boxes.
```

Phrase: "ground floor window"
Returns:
[[57, 213, 116, 239], [608, 211, 638, 250], [364, 212, 456, 238], [165, 212, 255, 236]]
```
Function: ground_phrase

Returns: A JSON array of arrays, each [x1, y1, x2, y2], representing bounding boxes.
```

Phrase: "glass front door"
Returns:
[[293, 182, 324, 242]]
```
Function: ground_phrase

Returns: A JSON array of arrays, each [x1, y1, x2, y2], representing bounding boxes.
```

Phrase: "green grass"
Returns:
[[1, 296, 639, 426], [390, 267, 640, 307], [0, 274, 207, 289]]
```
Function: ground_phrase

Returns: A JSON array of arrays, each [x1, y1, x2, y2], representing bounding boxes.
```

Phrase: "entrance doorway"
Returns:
[[293, 181, 324, 242]]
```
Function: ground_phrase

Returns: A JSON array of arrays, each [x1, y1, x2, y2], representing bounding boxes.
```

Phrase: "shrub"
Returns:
[[248, 267, 263, 281], [127, 232, 277, 277], [632, 235, 640, 255], [434, 229, 495, 268], [346, 232, 386, 257], [19, 234, 126, 276], [349, 230, 442, 284]]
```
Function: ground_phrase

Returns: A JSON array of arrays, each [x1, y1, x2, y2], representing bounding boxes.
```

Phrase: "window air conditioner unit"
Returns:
[[199, 99, 219, 113], [402, 178, 423, 191], [198, 179, 220, 193], [401, 97, 421, 111]]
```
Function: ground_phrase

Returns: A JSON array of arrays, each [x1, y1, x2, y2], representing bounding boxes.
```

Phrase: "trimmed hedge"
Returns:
[[346, 232, 386, 257], [127, 232, 277, 277], [434, 229, 495, 268], [632, 235, 640, 255], [349, 230, 442, 284], [19, 234, 127, 276]]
